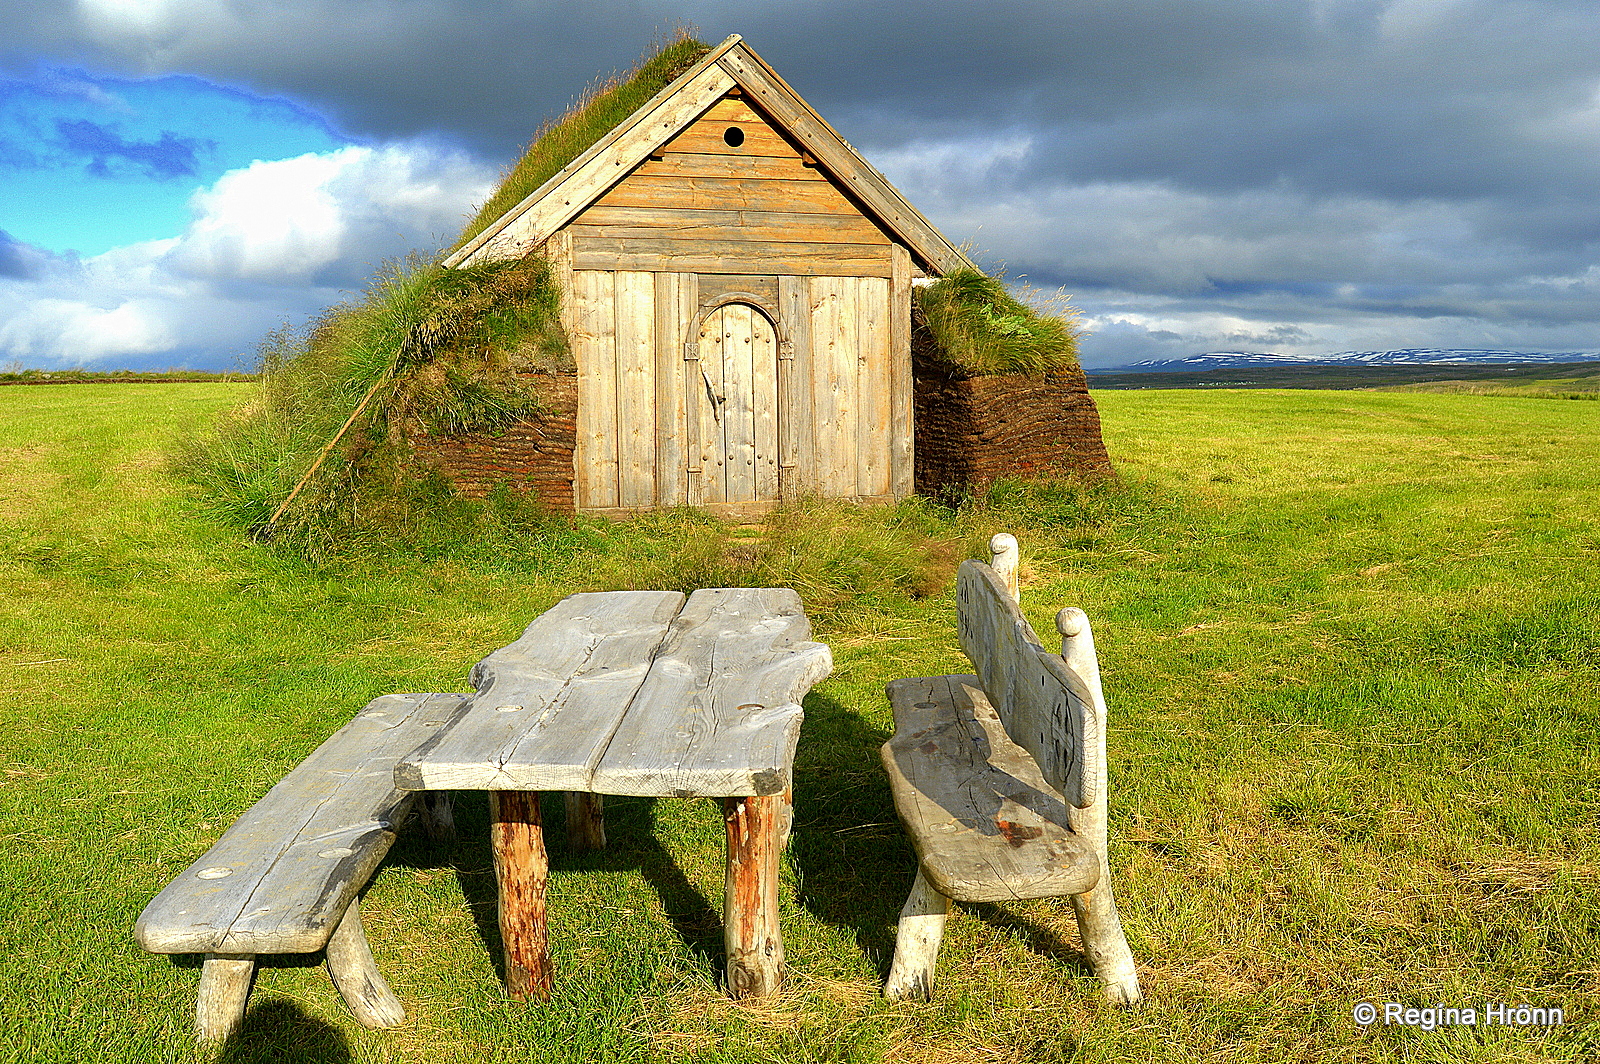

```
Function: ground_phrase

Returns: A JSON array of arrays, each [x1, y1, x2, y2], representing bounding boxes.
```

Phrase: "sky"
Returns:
[[2, 0, 1598, 371]]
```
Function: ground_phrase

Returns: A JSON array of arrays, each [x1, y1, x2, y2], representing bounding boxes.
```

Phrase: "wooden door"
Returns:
[[692, 303, 779, 505]]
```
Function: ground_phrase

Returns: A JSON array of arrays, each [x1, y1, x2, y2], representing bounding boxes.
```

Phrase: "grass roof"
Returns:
[[178, 35, 713, 558], [915, 268, 1083, 378]]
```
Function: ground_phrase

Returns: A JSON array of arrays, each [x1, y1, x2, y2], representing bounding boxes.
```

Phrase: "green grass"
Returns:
[[2, 384, 1597, 1062]]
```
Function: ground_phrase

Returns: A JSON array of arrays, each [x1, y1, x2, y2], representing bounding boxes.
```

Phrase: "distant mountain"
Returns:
[[1092, 349, 1600, 373]]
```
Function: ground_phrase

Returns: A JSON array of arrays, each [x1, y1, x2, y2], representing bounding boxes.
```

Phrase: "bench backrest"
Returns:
[[955, 536, 1102, 809]]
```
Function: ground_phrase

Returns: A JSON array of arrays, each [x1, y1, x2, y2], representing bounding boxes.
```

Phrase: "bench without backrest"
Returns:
[[135, 691, 467, 1041], [880, 534, 1140, 1004]]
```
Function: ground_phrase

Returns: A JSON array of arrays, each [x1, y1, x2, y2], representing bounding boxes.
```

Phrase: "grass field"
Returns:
[[1, 383, 1595, 1063]]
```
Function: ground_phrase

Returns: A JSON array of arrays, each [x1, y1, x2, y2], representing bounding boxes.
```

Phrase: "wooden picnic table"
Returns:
[[394, 587, 832, 999]]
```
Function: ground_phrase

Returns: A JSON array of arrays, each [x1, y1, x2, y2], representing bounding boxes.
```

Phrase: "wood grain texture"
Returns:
[[855, 274, 891, 498], [956, 560, 1099, 809], [563, 792, 607, 851], [694, 307, 728, 504], [723, 794, 784, 997], [589, 587, 833, 797], [490, 790, 552, 1000], [1052, 606, 1141, 1004], [663, 96, 797, 158], [593, 175, 863, 217], [882, 868, 951, 1002], [572, 269, 619, 509], [653, 271, 691, 507], [721, 303, 757, 502], [323, 904, 406, 1028], [195, 955, 254, 1042], [614, 270, 656, 508], [751, 305, 779, 500], [888, 244, 914, 498], [880, 675, 1099, 903], [777, 276, 814, 498], [634, 152, 826, 181], [569, 206, 888, 245], [394, 592, 685, 792], [136, 692, 469, 955], [572, 235, 893, 277]]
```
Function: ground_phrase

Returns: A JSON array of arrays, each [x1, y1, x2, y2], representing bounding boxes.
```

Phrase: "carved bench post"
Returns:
[[1057, 607, 1141, 1005]]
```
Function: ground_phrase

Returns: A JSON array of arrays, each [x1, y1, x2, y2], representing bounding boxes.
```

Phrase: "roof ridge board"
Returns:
[[714, 41, 974, 276], [443, 34, 744, 269]]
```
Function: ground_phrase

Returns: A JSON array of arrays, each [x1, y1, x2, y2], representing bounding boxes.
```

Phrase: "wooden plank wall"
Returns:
[[571, 269, 909, 512], [772, 275, 906, 503], [573, 270, 692, 510]]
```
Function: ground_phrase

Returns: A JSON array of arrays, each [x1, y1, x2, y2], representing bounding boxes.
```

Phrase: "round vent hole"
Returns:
[[723, 126, 745, 147]]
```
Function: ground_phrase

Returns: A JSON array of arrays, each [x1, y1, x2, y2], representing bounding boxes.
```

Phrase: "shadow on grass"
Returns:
[[973, 903, 1097, 980], [786, 690, 908, 976], [215, 999, 352, 1063], [373, 690, 1092, 992], [786, 690, 1103, 985], [386, 789, 725, 986]]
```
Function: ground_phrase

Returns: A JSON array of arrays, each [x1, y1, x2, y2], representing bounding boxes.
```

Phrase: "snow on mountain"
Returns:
[[1095, 349, 1600, 372]]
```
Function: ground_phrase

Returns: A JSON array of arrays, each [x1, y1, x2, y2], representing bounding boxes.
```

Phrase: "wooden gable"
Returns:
[[446, 36, 972, 277], [569, 93, 896, 276]]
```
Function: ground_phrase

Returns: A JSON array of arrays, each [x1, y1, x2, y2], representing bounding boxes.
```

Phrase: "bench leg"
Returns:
[[417, 791, 456, 844], [490, 789, 552, 1001], [1071, 881, 1141, 1005], [563, 792, 606, 851], [325, 903, 406, 1028], [722, 794, 783, 997], [883, 868, 951, 1001], [195, 953, 255, 1042]]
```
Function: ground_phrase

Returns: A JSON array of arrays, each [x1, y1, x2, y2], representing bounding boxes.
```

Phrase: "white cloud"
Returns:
[[171, 144, 494, 286], [0, 140, 497, 368]]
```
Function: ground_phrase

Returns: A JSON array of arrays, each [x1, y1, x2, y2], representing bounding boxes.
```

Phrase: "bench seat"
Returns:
[[883, 675, 1099, 903], [880, 535, 1140, 1005], [135, 691, 468, 1040]]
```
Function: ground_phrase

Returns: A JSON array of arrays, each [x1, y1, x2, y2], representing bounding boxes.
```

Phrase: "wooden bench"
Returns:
[[880, 534, 1141, 1004], [135, 691, 468, 1041]]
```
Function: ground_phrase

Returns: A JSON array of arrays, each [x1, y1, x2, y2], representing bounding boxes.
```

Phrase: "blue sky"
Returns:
[[3, 70, 349, 255], [2, 0, 1598, 370]]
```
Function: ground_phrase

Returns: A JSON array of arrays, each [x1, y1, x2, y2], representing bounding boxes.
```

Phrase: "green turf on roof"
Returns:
[[915, 268, 1082, 377]]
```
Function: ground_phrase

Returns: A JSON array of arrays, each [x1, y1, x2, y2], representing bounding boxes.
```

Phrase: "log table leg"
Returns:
[[722, 794, 784, 997], [489, 790, 551, 1000]]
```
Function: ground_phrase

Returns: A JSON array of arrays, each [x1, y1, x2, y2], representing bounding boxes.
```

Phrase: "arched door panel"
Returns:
[[691, 303, 779, 505]]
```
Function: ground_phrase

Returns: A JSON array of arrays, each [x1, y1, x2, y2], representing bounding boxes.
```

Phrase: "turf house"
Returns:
[[199, 34, 1110, 545], [418, 33, 1109, 514]]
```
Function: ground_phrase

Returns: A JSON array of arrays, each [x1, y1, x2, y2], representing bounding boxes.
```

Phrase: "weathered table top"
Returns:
[[394, 587, 832, 798]]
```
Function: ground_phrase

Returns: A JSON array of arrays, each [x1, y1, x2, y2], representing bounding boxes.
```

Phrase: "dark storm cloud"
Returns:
[[55, 118, 210, 178]]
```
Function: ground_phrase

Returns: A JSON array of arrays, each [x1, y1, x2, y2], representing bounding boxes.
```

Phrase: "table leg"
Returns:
[[489, 790, 551, 1000], [722, 794, 783, 997], [563, 792, 606, 851]]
